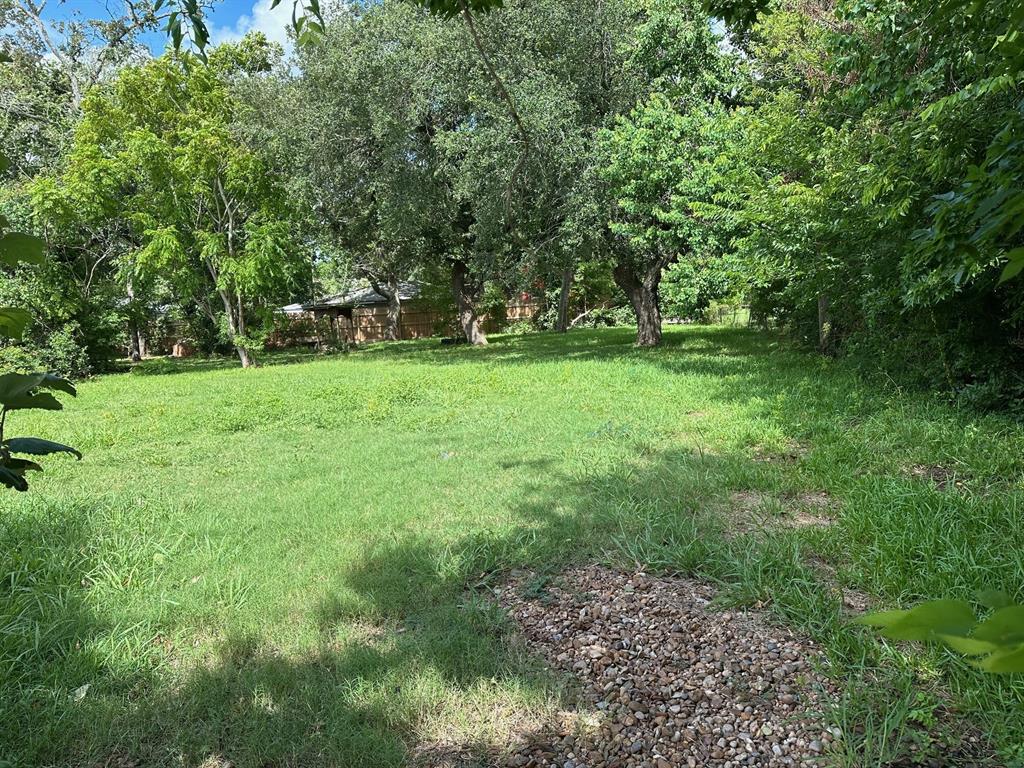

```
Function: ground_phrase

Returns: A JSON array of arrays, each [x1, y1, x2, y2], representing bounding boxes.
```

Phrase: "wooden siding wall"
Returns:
[[350, 304, 440, 342]]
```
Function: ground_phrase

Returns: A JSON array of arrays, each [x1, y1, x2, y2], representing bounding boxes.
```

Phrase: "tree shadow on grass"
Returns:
[[0, 502, 151, 767], [11, 326, 1024, 765], [128, 547, 571, 767], [114, 446, 825, 767], [13, 426, 1023, 766], [135, 326, 765, 384], [129, 348, 348, 377]]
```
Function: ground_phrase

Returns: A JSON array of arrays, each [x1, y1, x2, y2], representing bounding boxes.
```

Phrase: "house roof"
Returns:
[[281, 281, 420, 314]]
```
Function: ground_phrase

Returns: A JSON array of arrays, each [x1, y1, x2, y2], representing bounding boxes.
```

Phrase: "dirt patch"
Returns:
[[804, 556, 872, 615], [906, 464, 965, 492], [412, 698, 572, 768], [793, 492, 832, 510], [752, 441, 808, 464], [724, 491, 836, 537], [495, 566, 840, 767]]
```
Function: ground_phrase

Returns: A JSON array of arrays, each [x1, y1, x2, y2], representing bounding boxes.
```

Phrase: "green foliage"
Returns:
[[41, 45, 308, 367], [0, 135, 82, 490], [701, 0, 770, 27], [412, 0, 504, 17], [702, 0, 1024, 404], [0, 207, 43, 340], [660, 256, 739, 320], [3, 328, 1024, 764], [601, 93, 728, 261], [858, 593, 1024, 674]]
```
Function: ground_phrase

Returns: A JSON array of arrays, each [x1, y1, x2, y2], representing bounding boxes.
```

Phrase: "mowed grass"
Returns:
[[2, 325, 1023, 767]]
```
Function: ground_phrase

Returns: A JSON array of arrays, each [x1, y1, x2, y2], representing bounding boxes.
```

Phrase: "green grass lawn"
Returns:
[[2, 326, 1023, 767]]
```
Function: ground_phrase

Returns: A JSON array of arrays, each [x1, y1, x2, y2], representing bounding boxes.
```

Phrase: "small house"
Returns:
[[278, 281, 538, 346]]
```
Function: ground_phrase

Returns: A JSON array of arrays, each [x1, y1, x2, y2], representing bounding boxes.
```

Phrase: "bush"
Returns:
[[38, 324, 92, 379], [574, 305, 636, 328], [0, 345, 43, 374], [504, 319, 538, 335], [0, 323, 92, 379], [661, 259, 738, 321]]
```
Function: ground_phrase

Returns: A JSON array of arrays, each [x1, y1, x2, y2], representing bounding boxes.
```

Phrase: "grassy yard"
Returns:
[[2, 326, 1023, 767]]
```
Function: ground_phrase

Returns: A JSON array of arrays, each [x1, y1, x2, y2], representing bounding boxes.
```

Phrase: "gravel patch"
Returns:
[[497, 567, 840, 768]]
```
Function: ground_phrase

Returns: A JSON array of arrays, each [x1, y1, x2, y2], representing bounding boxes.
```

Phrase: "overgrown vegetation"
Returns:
[[2, 1, 1022, 764], [2, 328, 1022, 765], [5, 0, 1020, 399]]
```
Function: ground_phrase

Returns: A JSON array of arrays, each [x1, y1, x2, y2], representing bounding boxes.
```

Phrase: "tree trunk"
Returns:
[[129, 326, 143, 363], [817, 293, 832, 355], [555, 267, 573, 333], [633, 288, 662, 347], [613, 260, 665, 347], [367, 274, 403, 341], [126, 276, 142, 362], [452, 259, 488, 346], [219, 288, 256, 368], [385, 287, 402, 341], [236, 344, 255, 368]]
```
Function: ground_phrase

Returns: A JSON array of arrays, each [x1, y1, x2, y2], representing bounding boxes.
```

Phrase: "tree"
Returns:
[[600, 94, 726, 345], [431, 0, 651, 344], [701, 0, 1024, 403], [1, 12, 143, 374], [292, 1, 450, 341], [0, 0, 162, 109], [288, 0, 644, 346], [45, 45, 305, 368], [597, 0, 735, 346]]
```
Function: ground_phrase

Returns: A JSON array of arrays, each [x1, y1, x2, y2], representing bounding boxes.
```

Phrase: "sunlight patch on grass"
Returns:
[[1, 326, 1022, 766]]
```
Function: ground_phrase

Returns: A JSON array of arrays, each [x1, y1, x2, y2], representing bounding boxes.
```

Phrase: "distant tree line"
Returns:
[[1, 0, 1021, 405]]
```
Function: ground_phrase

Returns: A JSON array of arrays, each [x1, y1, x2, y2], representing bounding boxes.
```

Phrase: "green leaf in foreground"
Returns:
[[0, 373, 81, 491], [979, 645, 1024, 674], [0, 307, 30, 339], [857, 599, 976, 640], [973, 606, 1024, 646], [0, 372, 76, 404], [2, 392, 64, 411], [857, 598, 1024, 674], [0, 232, 45, 267], [0, 466, 29, 491], [1000, 249, 1024, 283], [4, 438, 82, 460]]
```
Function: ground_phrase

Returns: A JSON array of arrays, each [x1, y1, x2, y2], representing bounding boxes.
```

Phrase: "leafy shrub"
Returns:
[[38, 323, 92, 379], [574, 305, 635, 328], [661, 258, 738, 321], [0, 345, 43, 373], [503, 319, 538, 335]]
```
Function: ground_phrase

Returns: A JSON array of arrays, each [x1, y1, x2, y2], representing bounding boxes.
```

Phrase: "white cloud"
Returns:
[[211, 0, 295, 52]]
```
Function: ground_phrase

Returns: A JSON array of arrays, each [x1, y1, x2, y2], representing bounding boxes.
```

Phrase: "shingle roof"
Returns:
[[281, 281, 420, 314]]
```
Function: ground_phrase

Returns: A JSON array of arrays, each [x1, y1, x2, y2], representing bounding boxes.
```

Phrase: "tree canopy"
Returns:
[[0, 0, 1020, 402]]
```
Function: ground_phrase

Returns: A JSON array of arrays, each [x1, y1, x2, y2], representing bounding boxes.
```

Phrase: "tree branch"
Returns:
[[458, 0, 529, 229]]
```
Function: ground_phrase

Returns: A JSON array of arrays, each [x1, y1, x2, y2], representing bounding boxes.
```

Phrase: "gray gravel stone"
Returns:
[[499, 566, 841, 768]]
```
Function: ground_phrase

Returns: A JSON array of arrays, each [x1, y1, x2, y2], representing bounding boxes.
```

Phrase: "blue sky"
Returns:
[[45, 0, 295, 53]]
